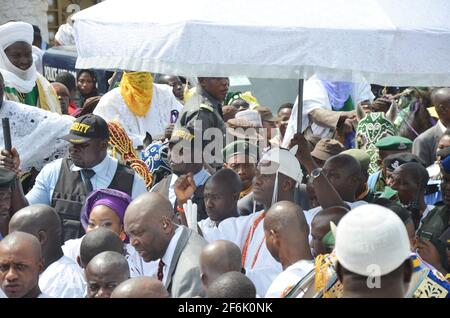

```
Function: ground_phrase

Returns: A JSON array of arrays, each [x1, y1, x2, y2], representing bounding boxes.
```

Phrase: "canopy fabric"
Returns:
[[73, 0, 450, 86]]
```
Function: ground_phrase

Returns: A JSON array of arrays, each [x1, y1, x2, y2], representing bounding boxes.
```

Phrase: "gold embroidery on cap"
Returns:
[[71, 122, 91, 134]]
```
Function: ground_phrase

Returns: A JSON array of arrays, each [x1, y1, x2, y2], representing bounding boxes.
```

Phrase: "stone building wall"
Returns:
[[0, 0, 49, 42]]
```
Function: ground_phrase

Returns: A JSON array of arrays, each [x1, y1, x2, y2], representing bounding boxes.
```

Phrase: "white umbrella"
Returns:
[[73, 0, 450, 86], [73, 0, 450, 131]]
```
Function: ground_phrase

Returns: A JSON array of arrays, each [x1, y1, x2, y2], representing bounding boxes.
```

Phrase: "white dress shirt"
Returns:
[[159, 226, 183, 286], [26, 155, 147, 205]]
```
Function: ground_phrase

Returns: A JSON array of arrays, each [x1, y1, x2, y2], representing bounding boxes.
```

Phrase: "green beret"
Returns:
[[341, 149, 371, 172], [375, 136, 413, 151], [222, 140, 260, 162], [0, 167, 16, 188]]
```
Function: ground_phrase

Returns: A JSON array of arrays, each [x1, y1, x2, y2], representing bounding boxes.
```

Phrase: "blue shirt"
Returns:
[[26, 155, 147, 205], [167, 169, 211, 207]]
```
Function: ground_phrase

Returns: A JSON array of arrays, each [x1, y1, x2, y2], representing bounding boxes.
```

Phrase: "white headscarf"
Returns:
[[0, 21, 37, 93]]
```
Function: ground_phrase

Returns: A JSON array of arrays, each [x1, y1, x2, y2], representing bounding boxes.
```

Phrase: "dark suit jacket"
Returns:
[[165, 226, 207, 298], [412, 125, 444, 167], [151, 173, 208, 221]]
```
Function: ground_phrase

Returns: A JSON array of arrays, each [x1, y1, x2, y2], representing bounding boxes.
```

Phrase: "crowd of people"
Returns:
[[0, 20, 449, 299]]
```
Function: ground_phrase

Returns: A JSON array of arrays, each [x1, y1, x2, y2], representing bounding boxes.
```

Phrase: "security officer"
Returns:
[[0, 114, 147, 241], [0, 167, 16, 238], [368, 136, 414, 193]]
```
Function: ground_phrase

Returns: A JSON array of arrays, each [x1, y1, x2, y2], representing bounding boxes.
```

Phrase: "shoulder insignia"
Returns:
[[199, 103, 214, 112]]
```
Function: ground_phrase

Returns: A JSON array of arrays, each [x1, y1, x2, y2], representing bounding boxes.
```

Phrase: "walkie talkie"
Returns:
[[2, 118, 12, 151]]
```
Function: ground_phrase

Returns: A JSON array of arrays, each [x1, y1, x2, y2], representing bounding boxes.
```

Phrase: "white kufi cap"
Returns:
[[335, 204, 411, 277]]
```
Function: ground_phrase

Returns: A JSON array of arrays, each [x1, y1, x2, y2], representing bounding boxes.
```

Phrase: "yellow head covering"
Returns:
[[120, 72, 153, 117]]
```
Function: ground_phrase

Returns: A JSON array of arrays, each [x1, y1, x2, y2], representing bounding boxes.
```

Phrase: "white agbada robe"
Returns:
[[94, 83, 183, 147], [39, 255, 86, 298], [62, 237, 157, 277], [202, 210, 282, 297], [282, 74, 374, 147], [265, 259, 314, 298]]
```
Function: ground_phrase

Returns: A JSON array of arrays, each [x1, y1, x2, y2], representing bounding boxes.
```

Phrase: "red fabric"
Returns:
[[68, 101, 78, 116], [157, 259, 165, 281]]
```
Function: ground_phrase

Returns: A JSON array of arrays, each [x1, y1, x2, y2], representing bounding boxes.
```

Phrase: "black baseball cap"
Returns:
[[60, 114, 109, 144]]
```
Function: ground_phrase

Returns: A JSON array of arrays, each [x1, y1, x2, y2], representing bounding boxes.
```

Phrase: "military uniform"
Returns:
[[0, 167, 17, 239], [367, 136, 415, 193], [175, 87, 226, 139]]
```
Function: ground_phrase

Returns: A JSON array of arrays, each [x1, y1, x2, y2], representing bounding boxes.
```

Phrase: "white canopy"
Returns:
[[73, 0, 450, 86]]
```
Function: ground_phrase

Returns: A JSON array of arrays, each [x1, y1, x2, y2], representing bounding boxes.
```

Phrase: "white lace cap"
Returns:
[[335, 204, 411, 277], [259, 146, 302, 184]]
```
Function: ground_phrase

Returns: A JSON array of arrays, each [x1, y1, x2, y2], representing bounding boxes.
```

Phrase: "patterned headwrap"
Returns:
[[80, 188, 131, 242], [141, 141, 172, 187], [356, 112, 398, 174]]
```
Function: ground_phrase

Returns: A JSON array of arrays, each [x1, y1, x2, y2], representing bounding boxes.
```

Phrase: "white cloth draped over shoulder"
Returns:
[[0, 101, 73, 172], [39, 255, 86, 298], [202, 210, 282, 297], [94, 83, 183, 147]]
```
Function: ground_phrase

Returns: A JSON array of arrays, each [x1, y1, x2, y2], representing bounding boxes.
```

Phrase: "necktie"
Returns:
[[80, 169, 95, 193], [157, 259, 165, 282]]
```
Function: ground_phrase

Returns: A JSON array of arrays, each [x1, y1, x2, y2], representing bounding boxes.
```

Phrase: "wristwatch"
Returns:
[[310, 168, 323, 180]]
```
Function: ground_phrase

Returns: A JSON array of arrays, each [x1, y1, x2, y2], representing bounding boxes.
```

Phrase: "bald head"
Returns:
[[311, 206, 348, 257], [200, 240, 242, 289], [79, 228, 124, 268], [325, 154, 361, 176], [432, 88, 450, 125], [431, 87, 450, 106], [125, 192, 174, 225], [264, 201, 311, 265], [9, 204, 62, 246], [86, 251, 129, 278], [394, 162, 429, 189], [0, 232, 43, 298], [0, 231, 42, 262], [110, 277, 169, 298], [312, 206, 348, 234], [85, 251, 130, 298], [206, 271, 256, 298], [51, 82, 69, 95], [124, 193, 176, 262], [206, 168, 242, 194], [264, 201, 308, 236], [323, 154, 361, 201]]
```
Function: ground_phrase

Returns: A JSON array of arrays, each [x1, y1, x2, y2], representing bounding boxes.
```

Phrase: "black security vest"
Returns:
[[51, 158, 134, 242]]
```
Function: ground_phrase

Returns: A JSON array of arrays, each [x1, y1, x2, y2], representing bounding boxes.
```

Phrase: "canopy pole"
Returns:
[[296, 79, 304, 133]]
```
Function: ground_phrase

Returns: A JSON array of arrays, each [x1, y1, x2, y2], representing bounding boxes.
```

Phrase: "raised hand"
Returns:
[[174, 172, 197, 205], [288, 132, 315, 172]]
